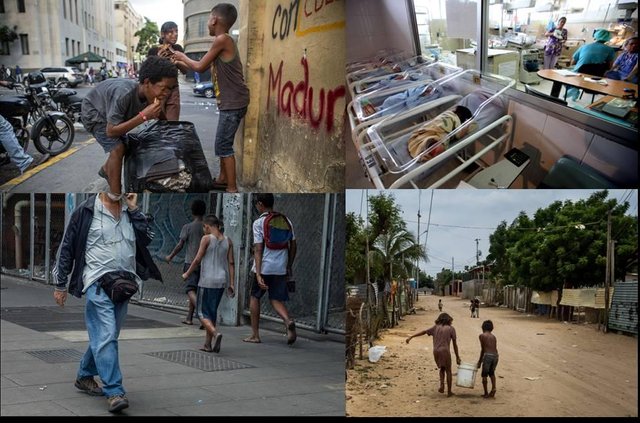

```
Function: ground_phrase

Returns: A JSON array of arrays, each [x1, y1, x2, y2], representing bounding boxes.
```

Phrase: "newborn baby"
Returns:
[[407, 105, 473, 161]]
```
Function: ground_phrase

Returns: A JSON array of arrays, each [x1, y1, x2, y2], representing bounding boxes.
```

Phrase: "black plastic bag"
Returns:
[[124, 120, 214, 192]]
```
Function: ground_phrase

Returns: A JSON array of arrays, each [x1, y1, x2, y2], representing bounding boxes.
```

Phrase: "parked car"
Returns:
[[38, 67, 84, 87], [193, 81, 215, 98]]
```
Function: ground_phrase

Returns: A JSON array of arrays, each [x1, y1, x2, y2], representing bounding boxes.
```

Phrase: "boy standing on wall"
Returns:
[[170, 3, 250, 194]]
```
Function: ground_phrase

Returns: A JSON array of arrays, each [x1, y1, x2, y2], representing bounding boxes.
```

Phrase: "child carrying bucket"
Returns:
[[477, 320, 499, 398], [406, 312, 461, 397]]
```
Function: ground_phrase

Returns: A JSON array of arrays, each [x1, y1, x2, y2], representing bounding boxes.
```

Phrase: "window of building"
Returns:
[[74, 0, 78, 24], [0, 41, 9, 55], [20, 34, 28, 55], [63, 0, 66, 19], [17, 0, 25, 13], [65, 38, 69, 56], [77, 41, 81, 54], [0, 0, 5, 14], [72, 39, 75, 56]]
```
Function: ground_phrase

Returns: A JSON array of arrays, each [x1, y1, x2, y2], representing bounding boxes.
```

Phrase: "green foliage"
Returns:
[[486, 190, 637, 291], [134, 18, 160, 56], [0, 25, 18, 42]]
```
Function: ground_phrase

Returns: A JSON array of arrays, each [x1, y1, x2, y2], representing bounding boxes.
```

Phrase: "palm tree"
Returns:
[[371, 229, 427, 327]]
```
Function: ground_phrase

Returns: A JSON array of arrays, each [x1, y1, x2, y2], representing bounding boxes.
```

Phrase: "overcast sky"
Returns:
[[345, 189, 638, 277], [130, 0, 185, 44]]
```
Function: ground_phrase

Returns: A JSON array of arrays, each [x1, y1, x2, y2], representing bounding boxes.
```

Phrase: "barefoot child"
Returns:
[[406, 312, 461, 396], [477, 320, 499, 398], [182, 215, 235, 353], [438, 299, 443, 312]]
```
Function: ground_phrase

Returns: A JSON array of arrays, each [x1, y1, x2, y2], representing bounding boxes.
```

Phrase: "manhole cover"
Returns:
[[26, 349, 84, 363], [145, 350, 255, 372]]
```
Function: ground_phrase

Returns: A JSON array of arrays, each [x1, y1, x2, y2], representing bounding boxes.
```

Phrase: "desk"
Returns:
[[537, 69, 638, 98], [456, 48, 519, 80], [583, 95, 638, 128]]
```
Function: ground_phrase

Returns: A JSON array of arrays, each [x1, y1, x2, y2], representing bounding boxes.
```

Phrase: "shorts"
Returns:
[[93, 125, 125, 153], [196, 286, 224, 325], [481, 353, 499, 377], [215, 107, 247, 157], [183, 263, 200, 293], [250, 273, 288, 302]]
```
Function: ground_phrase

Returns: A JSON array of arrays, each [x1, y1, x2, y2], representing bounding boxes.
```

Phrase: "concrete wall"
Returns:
[[238, 0, 346, 192]]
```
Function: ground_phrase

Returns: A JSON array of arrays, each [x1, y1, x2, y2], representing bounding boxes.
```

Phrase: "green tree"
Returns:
[[345, 212, 367, 285], [134, 18, 159, 56], [487, 190, 637, 291], [371, 230, 426, 283]]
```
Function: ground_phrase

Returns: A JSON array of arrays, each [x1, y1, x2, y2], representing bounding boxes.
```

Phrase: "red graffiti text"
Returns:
[[268, 57, 346, 133]]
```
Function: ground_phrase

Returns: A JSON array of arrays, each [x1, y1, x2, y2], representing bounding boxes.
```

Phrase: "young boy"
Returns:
[[182, 215, 235, 353], [438, 299, 443, 312], [406, 312, 461, 397], [244, 193, 297, 345], [477, 320, 499, 398], [166, 199, 207, 326], [170, 3, 250, 193], [81, 55, 178, 199]]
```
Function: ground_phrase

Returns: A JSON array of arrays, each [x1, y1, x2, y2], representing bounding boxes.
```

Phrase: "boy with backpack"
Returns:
[[169, 3, 250, 193], [243, 193, 297, 345]]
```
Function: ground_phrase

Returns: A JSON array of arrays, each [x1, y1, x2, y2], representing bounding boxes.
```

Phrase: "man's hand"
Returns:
[[227, 285, 235, 298], [405, 336, 412, 344], [141, 99, 163, 120], [125, 193, 138, 210], [165, 255, 172, 263], [172, 51, 188, 63], [181, 272, 188, 280], [477, 361, 482, 369], [456, 357, 462, 366], [256, 274, 268, 290], [54, 290, 67, 307]]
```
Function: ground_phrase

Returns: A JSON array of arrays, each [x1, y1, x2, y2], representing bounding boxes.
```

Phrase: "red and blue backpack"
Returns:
[[263, 212, 293, 250]]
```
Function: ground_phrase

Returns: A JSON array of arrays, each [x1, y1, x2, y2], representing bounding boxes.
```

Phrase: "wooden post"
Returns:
[[604, 211, 611, 333]]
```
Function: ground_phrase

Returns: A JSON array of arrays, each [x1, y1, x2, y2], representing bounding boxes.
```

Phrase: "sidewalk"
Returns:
[[0, 275, 345, 416]]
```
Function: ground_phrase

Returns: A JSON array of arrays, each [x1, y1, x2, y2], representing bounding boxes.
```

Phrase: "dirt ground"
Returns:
[[346, 294, 638, 417]]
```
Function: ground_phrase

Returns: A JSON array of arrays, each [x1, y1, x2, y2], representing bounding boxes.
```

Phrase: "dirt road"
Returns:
[[346, 294, 638, 417]]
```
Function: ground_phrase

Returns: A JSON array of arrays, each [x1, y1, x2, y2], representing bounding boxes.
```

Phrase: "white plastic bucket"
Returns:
[[456, 362, 478, 388]]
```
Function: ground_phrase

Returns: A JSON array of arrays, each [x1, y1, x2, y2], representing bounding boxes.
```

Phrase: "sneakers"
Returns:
[[74, 376, 103, 396], [107, 394, 129, 413], [22, 154, 50, 173]]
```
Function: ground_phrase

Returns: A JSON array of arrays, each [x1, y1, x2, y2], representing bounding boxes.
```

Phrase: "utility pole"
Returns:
[[604, 210, 611, 333], [450, 257, 454, 296], [365, 189, 371, 344], [475, 238, 480, 266], [416, 191, 422, 289]]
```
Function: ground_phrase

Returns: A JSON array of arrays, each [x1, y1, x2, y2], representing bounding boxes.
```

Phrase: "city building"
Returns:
[[0, 0, 116, 72], [114, 0, 144, 70]]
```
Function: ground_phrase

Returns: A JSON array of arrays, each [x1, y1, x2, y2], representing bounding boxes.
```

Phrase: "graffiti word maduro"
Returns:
[[272, 0, 343, 40], [268, 57, 345, 132]]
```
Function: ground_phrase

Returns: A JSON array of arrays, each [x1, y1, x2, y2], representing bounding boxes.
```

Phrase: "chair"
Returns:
[[524, 84, 568, 106], [572, 63, 610, 102], [539, 155, 618, 188]]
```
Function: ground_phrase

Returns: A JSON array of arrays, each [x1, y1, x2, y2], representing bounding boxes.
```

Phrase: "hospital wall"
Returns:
[[346, 0, 415, 62], [238, 0, 346, 192]]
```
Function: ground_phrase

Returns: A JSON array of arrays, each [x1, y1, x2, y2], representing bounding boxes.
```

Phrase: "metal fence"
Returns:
[[0, 193, 345, 336]]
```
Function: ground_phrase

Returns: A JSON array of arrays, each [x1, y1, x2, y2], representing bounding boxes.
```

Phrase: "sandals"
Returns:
[[286, 320, 297, 345]]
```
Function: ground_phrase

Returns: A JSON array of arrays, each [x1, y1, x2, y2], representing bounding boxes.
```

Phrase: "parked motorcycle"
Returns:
[[47, 86, 83, 125], [0, 73, 74, 158]]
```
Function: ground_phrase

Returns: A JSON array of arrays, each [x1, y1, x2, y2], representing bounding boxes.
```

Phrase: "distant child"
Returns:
[[182, 215, 235, 353], [170, 3, 250, 193], [475, 298, 480, 318], [438, 299, 443, 312], [406, 312, 461, 397], [166, 199, 207, 327], [470, 299, 476, 318], [477, 320, 499, 398], [81, 55, 178, 199]]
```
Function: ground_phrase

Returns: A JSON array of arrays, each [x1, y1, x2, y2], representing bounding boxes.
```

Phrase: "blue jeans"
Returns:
[[215, 107, 247, 157], [77, 282, 129, 397], [0, 114, 32, 172]]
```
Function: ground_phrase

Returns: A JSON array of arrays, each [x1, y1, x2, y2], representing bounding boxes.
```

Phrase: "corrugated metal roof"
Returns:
[[608, 281, 638, 334]]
